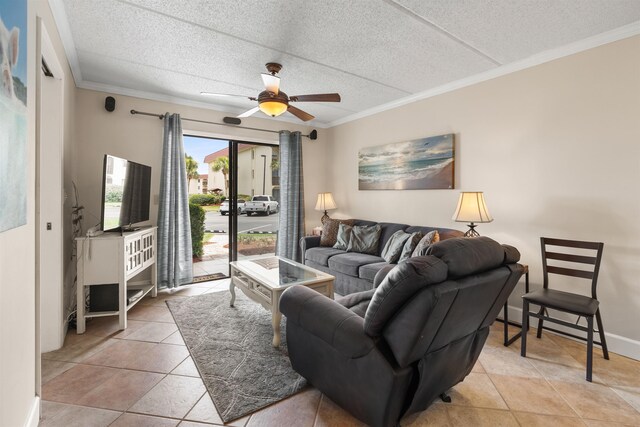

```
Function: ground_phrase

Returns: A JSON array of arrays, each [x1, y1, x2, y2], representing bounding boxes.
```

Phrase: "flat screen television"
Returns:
[[101, 154, 152, 232]]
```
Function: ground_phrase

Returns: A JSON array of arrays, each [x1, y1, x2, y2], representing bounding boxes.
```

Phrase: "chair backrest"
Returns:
[[365, 237, 523, 368], [541, 237, 604, 299]]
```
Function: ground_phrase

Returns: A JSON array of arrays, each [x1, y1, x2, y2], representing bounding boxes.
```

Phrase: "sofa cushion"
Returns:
[[411, 230, 439, 257], [405, 226, 463, 241], [320, 218, 355, 247], [364, 256, 448, 337], [359, 261, 391, 282], [381, 230, 412, 263], [376, 223, 410, 255], [426, 236, 505, 278], [333, 223, 353, 250], [347, 224, 382, 255], [399, 232, 423, 263], [306, 247, 346, 267], [328, 252, 385, 277]]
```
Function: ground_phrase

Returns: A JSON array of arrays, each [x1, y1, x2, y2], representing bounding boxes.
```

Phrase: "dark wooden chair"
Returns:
[[520, 237, 608, 382]]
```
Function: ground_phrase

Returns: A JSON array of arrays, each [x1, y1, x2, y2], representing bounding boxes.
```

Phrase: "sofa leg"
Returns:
[[439, 392, 452, 403]]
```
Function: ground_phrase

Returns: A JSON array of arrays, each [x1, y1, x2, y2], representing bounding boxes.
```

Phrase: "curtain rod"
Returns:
[[130, 109, 318, 140]]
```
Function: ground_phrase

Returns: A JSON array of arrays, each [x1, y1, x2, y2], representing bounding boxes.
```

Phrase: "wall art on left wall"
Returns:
[[0, 0, 27, 232], [358, 133, 455, 190]]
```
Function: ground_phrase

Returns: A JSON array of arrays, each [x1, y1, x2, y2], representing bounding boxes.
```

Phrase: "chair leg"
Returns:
[[586, 316, 594, 382], [521, 300, 529, 357], [595, 309, 609, 360], [536, 306, 545, 338]]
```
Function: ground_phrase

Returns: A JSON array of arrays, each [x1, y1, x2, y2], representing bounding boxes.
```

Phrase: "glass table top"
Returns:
[[230, 256, 333, 289]]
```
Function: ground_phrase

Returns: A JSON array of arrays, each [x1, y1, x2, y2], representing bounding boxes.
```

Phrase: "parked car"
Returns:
[[245, 195, 279, 216], [220, 199, 246, 215]]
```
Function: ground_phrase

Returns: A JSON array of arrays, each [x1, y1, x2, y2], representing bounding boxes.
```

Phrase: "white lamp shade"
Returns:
[[315, 192, 337, 211], [452, 192, 493, 223]]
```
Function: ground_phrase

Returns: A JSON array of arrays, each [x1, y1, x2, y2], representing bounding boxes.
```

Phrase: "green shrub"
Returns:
[[189, 203, 205, 258], [189, 194, 217, 206], [104, 185, 123, 203]]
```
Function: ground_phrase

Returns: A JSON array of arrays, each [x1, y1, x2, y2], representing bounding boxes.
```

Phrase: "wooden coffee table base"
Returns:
[[229, 262, 334, 347]]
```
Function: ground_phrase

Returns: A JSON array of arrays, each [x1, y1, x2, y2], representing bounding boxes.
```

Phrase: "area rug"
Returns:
[[166, 291, 306, 422]]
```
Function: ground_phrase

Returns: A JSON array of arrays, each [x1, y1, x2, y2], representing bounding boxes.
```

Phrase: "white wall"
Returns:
[[73, 89, 326, 233], [325, 35, 640, 359], [1, 0, 76, 425]]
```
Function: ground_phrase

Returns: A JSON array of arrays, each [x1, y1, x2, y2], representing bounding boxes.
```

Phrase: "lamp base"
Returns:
[[321, 211, 330, 224], [463, 223, 480, 238]]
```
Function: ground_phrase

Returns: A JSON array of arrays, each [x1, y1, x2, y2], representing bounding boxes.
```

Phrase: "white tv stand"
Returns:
[[76, 227, 158, 334]]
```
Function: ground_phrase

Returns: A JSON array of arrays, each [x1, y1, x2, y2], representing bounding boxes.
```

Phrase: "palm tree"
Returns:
[[211, 156, 230, 196], [185, 154, 199, 190]]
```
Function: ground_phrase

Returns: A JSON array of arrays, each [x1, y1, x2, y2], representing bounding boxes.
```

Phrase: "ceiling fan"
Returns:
[[201, 63, 341, 122]]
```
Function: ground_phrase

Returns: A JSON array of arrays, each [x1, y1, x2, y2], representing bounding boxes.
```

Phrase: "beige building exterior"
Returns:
[[188, 174, 208, 195], [204, 144, 279, 200]]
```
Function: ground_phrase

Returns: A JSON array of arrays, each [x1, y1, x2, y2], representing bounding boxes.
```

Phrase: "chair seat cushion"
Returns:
[[306, 247, 346, 266], [523, 288, 599, 316], [337, 289, 375, 318], [359, 262, 392, 282], [328, 252, 385, 277]]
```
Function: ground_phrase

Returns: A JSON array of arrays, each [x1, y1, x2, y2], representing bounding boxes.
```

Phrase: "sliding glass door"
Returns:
[[229, 141, 280, 264], [183, 135, 230, 281]]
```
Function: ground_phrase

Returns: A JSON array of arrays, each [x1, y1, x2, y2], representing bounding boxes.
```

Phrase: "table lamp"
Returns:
[[315, 192, 337, 224], [452, 192, 493, 237]]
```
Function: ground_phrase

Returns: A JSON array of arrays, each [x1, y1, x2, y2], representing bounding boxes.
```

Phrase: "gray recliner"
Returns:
[[280, 237, 524, 427]]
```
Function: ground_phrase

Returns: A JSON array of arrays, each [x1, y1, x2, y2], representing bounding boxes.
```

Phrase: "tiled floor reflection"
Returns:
[[41, 281, 640, 426]]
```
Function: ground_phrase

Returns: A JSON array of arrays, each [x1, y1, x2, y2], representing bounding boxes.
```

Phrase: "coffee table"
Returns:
[[229, 256, 335, 347]]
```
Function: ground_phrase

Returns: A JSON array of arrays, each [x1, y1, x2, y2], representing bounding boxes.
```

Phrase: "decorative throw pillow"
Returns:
[[333, 223, 353, 250], [398, 232, 423, 263], [347, 224, 382, 255], [380, 230, 412, 263], [320, 219, 355, 247], [411, 230, 440, 257]]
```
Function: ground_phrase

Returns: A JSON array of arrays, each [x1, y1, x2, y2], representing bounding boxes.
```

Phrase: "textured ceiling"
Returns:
[[55, 0, 640, 127]]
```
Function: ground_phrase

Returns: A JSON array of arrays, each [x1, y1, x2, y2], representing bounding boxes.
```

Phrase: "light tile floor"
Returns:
[[41, 280, 640, 427]]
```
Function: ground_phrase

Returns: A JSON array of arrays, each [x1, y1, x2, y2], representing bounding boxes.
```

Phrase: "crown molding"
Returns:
[[47, 0, 82, 83], [327, 21, 640, 128]]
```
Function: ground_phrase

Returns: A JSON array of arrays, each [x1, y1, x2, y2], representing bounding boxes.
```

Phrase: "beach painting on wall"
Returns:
[[0, 0, 28, 232], [358, 134, 454, 190]]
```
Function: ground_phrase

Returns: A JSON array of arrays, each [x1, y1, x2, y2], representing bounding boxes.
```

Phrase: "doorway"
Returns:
[[229, 141, 280, 264], [183, 136, 279, 281]]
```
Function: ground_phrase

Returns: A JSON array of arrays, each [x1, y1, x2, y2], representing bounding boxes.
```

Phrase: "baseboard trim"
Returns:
[[25, 396, 40, 427], [499, 305, 640, 361]]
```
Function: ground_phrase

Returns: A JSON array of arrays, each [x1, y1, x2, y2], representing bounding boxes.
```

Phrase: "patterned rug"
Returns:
[[166, 291, 306, 422]]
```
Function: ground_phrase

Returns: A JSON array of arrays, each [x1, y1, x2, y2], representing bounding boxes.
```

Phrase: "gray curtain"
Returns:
[[276, 130, 305, 262], [157, 113, 193, 288]]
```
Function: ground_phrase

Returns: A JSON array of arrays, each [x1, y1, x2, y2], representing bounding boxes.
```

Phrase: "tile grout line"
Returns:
[[311, 393, 323, 427]]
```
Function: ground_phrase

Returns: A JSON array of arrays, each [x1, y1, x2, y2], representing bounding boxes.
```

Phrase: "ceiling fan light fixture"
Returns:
[[259, 100, 288, 117]]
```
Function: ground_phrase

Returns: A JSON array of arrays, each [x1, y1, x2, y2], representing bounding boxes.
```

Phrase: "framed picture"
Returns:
[[0, 0, 27, 232], [358, 134, 454, 190]]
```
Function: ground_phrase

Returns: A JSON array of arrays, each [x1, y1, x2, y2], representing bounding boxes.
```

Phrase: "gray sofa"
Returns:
[[301, 220, 464, 295]]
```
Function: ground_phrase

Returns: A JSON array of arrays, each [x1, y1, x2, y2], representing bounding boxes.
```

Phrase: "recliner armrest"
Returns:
[[300, 236, 321, 258], [281, 286, 376, 358]]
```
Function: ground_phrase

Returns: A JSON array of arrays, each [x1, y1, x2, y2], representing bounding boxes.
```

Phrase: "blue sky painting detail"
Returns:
[[0, 0, 27, 232], [358, 134, 454, 190]]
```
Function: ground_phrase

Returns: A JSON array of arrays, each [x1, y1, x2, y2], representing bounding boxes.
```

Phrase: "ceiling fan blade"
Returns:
[[201, 92, 255, 100], [237, 106, 260, 118], [261, 73, 280, 94], [287, 105, 315, 122], [289, 93, 341, 102]]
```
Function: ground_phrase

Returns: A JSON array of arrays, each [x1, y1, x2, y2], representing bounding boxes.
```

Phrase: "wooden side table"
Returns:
[[503, 264, 529, 346]]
